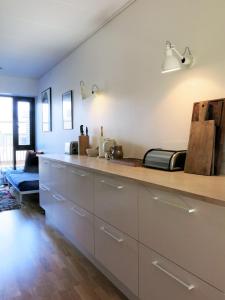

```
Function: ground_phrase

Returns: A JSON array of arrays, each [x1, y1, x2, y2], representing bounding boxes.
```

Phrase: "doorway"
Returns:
[[0, 96, 35, 169]]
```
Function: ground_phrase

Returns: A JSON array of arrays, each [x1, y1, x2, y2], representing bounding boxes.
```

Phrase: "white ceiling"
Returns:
[[0, 0, 133, 79]]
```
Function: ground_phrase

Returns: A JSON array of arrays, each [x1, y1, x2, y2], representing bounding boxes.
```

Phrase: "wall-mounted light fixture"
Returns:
[[80, 80, 90, 100], [80, 81, 100, 99], [91, 84, 100, 95], [161, 41, 193, 74]]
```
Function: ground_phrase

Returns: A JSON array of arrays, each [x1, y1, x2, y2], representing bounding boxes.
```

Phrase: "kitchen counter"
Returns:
[[40, 154, 225, 207]]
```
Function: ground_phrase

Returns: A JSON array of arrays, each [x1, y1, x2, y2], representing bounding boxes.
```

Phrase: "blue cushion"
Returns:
[[6, 170, 39, 192]]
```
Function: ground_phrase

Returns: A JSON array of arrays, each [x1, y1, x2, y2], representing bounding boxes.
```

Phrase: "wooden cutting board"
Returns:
[[216, 102, 225, 173], [110, 158, 143, 167], [185, 101, 215, 175], [191, 98, 225, 174]]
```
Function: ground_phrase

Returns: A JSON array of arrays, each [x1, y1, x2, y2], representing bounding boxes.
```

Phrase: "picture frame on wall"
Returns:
[[41, 87, 52, 132], [62, 90, 73, 130]]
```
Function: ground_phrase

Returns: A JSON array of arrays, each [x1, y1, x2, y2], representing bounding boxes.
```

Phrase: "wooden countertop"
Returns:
[[40, 154, 225, 207]]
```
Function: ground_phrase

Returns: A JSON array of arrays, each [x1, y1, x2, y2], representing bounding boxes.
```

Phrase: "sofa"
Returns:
[[4, 151, 40, 203]]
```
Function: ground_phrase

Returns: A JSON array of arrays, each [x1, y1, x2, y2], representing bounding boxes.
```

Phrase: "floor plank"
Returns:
[[0, 205, 127, 300]]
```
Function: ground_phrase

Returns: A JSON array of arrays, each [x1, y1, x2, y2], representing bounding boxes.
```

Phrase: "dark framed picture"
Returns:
[[62, 90, 73, 130], [41, 87, 52, 132]]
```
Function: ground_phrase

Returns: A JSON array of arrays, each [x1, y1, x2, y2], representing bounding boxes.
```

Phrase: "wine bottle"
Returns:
[[98, 126, 105, 158]]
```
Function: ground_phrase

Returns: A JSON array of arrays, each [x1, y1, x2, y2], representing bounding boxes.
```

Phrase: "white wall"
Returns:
[[36, 0, 225, 167], [0, 74, 38, 97]]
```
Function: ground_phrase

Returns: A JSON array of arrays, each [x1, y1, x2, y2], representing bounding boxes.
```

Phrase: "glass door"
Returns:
[[0, 97, 13, 168], [13, 97, 35, 169], [0, 96, 35, 170]]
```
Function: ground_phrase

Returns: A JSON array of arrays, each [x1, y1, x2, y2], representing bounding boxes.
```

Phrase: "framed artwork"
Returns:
[[41, 87, 52, 132], [62, 90, 73, 130]]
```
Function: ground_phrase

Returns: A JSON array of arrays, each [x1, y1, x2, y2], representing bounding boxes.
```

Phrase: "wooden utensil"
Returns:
[[185, 101, 215, 175], [215, 101, 225, 174], [191, 98, 225, 174], [110, 158, 143, 167]]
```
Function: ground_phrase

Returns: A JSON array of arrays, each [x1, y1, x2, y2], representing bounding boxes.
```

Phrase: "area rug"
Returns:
[[0, 185, 21, 212]]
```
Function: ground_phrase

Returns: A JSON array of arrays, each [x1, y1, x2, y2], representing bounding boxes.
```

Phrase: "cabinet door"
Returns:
[[139, 244, 225, 300], [65, 166, 94, 212], [94, 217, 138, 295], [94, 174, 138, 239], [139, 184, 225, 292]]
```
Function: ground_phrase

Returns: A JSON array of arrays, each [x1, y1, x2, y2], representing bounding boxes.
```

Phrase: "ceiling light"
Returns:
[[161, 41, 193, 74]]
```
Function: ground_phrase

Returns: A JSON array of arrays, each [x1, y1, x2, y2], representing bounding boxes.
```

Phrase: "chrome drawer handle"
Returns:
[[72, 206, 86, 217], [52, 163, 66, 169], [52, 193, 66, 202], [40, 184, 50, 192], [71, 170, 87, 177], [100, 179, 124, 190], [100, 226, 124, 243], [152, 261, 195, 291], [152, 196, 196, 214]]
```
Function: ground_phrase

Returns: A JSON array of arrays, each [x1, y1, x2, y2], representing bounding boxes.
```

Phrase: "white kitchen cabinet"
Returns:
[[139, 244, 225, 300], [94, 174, 138, 239], [94, 217, 138, 296], [48, 191, 68, 234], [45, 190, 94, 255], [65, 166, 94, 212], [65, 202, 94, 255], [39, 156, 225, 300], [39, 158, 53, 212], [50, 162, 67, 196], [39, 158, 52, 189], [139, 184, 225, 292], [39, 183, 52, 211]]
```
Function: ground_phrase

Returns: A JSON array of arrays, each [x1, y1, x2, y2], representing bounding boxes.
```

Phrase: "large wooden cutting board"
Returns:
[[185, 101, 215, 175], [191, 98, 225, 174]]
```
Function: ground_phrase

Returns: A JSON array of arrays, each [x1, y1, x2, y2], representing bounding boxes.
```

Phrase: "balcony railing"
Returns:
[[0, 133, 26, 168], [0, 133, 13, 167]]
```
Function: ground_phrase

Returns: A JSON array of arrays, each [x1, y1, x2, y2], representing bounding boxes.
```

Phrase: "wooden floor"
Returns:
[[0, 203, 127, 300]]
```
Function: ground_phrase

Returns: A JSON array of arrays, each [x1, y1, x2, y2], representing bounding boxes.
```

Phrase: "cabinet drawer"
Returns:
[[50, 192, 94, 255], [39, 183, 52, 211], [65, 166, 94, 212], [139, 244, 225, 300], [94, 174, 138, 239], [39, 159, 52, 188], [139, 185, 225, 292], [66, 203, 94, 255], [48, 191, 69, 235], [94, 217, 138, 295], [50, 162, 67, 196]]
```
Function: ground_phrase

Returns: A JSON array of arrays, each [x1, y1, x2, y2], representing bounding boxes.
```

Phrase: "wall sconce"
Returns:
[[91, 84, 100, 95], [80, 81, 90, 100], [80, 81, 100, 99], [161, 41, 193, 74]]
